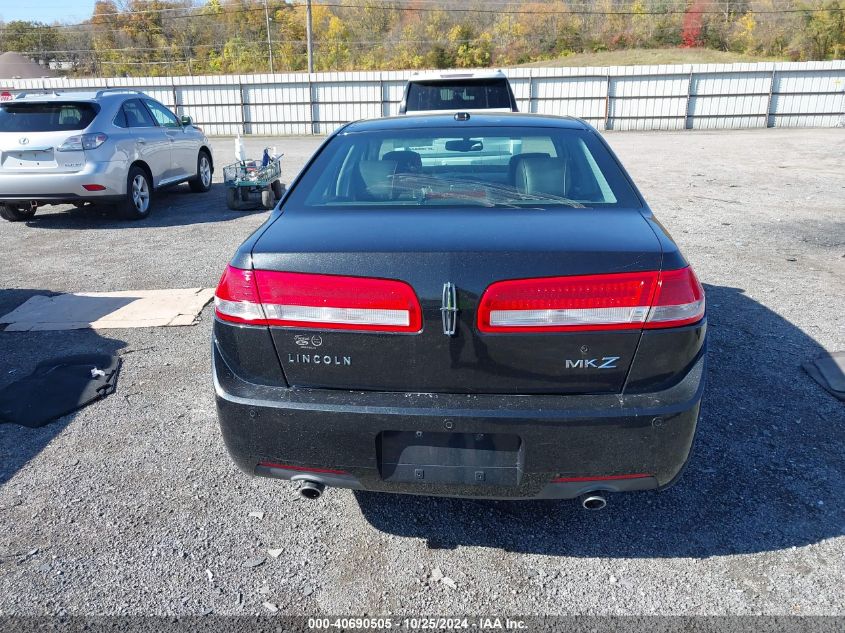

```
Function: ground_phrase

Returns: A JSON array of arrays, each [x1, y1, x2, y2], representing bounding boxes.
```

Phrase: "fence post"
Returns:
[[528, 74, 535, 114], [309, 75, 318, 135], [684, 70, 694, 130], [238, 81, 247, 135], [604, 74, 611, 130], [379, 78, 387, 117], [765, 69, 777, 128]]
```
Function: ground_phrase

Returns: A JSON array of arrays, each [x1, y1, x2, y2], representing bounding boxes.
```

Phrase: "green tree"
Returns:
[[793, 0, 845, 59], [0, 21, 60, 62]]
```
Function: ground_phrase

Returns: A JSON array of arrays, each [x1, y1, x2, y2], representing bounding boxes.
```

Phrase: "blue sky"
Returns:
[[1, 0, 98, 23]]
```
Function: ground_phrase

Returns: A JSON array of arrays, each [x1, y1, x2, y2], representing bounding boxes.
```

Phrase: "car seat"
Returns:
[[512, 156, 570, 199], [381, 150, 422, 174], [356, 159, 399, 200]]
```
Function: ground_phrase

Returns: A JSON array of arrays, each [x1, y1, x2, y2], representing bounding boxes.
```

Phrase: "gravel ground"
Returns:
[[0, 129, 843, 618]]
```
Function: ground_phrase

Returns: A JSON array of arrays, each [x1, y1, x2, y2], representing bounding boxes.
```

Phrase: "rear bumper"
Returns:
[[213, 337, 705, 500], [0, 160, 128, 204]]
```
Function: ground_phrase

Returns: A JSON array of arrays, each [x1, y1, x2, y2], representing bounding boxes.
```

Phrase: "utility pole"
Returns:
[[306, 0, 314, 73], [264, 0, 274, 73]]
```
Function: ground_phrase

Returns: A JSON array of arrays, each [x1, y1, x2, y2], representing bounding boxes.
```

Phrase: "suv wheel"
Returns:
[[0, 203, 37, 222], [117, 166, 152, 220], [189, 151, 212, 193]]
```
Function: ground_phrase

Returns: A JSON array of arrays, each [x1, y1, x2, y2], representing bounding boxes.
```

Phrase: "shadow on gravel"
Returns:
[[19, 184, 265, 230], [355, 284, 844, 558], [0, 289, 126, 485]]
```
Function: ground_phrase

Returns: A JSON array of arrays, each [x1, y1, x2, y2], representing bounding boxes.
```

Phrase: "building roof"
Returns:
[[0, 51, 56, 79]]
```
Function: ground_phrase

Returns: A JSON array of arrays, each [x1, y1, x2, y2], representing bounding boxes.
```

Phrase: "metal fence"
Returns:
[[5, 60, 844, 135]]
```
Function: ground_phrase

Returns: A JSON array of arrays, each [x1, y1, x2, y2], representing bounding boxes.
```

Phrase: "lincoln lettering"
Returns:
[[288, 353, 352, 366]]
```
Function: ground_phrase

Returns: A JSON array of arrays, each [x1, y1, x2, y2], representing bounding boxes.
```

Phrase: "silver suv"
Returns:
[[0, 89, 213, 221]]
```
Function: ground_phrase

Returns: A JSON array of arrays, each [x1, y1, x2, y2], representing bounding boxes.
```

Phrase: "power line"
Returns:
[[22, 35, 578, 56], [1, 0, 842, 35]]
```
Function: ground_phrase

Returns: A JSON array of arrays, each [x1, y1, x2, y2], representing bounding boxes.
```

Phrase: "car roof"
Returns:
[[408, 69, 508, 82], [341, 112, 591, 134], [11, 89, 143, 103]]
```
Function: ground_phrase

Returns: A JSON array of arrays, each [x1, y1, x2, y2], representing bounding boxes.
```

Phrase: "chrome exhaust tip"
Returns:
[[579, 492, 607, 510], [299, 480, 325, 500]]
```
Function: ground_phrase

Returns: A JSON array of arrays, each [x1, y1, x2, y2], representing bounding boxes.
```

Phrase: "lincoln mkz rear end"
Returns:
[[212, 113, 706, 506]]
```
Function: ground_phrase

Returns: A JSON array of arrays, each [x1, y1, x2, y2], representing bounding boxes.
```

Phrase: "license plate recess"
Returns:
[[378, 431, 523, 486]]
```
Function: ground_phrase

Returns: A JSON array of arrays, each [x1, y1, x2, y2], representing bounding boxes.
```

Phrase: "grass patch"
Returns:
[[520, 48, 785, 67]]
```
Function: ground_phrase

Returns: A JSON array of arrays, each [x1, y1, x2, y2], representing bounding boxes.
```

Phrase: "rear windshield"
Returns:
[[287, 126, 641, 210], [406, 80, 512, 112], [0, 102, 99, 132]]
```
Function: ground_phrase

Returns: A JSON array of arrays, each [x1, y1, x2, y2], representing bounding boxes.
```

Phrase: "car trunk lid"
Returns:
[[0, 131, 85, 173], [250, 207, 664, 395], [0, 101, 97, 173]]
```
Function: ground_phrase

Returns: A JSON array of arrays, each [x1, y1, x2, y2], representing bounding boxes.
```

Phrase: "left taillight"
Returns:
[[214, 265, 267, 324], [214, 266, 422, 332]]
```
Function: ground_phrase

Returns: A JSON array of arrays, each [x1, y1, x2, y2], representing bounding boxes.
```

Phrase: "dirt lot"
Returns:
[[0, 129, 843, 618]]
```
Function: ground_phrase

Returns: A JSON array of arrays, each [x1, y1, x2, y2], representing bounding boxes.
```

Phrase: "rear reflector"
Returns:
[[214, 265, 422, 332], [82, 184, 106, 191], [258, 461, 350, 476], [478, 267, 704, 332], [552, 473, 652, 483]]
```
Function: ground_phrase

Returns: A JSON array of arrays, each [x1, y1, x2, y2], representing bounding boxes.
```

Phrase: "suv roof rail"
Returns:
[[12, 88, 141, 100], [14, 90, 61, 99], [94, 88, 141, 98]]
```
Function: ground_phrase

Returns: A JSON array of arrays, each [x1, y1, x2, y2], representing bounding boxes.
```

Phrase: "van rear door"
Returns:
[[401, 77, 517, 114]]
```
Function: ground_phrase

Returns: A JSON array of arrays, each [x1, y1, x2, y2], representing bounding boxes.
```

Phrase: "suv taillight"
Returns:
[[57, 133, 108, 152], [477, 267, 704, 333], [214, 266, 423, 333]]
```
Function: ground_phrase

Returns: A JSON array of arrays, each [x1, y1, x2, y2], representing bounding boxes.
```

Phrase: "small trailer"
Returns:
[[223, 154, 285, 211]]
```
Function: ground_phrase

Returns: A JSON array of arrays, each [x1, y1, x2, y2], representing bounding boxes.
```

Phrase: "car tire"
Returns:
[[0, 203, 37, 222], [226, 188, 241, 210], [271, 180, 285, 200], [116, 166, 153, 220], [189, 151, 212, 193], [261, 188, 275, 210]]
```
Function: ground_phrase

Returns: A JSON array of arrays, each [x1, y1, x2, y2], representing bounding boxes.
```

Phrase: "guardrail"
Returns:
[[6, 60, 844, 135]]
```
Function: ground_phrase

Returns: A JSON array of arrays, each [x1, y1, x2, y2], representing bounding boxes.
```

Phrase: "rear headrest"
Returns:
[[358, 159, 397, 200], [508, 152, 550, 184], [382, 150, 422, 173], [513, 156, 568, 198]]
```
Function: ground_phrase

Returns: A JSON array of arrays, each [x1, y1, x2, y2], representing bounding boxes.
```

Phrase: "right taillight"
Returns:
[[57, 132, 108, 152], [643, 266, 705, 329], [477, 267, 704, 333], [214, 265, 422, 333]]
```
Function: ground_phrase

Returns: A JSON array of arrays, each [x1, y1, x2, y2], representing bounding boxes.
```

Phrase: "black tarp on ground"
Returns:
[[803, 351, 845, 403], [0, 354, 120, 428]]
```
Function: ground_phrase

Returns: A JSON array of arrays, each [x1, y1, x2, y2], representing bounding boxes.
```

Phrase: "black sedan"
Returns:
[[212, 112, 706, 508]]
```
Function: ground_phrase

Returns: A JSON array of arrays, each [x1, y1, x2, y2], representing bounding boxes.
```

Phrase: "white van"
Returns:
[[399, 70, 518, 115]]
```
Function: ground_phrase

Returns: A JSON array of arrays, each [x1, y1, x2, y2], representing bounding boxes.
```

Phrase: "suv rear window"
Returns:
[[0, 102, 99, 132], [406, 80, 513, 112], [289, 126, 641, 210]]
